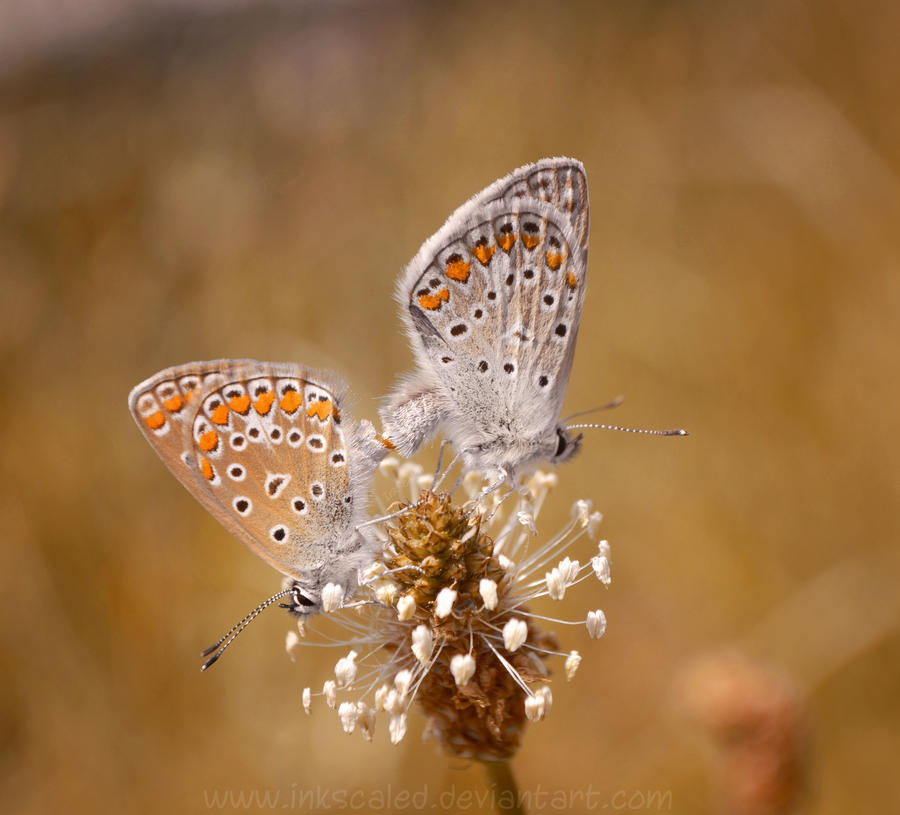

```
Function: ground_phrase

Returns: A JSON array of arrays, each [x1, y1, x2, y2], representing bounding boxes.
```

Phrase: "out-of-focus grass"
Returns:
[[1, 2, 898, 813]]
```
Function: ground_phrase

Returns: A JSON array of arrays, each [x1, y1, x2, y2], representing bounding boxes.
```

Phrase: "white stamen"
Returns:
[[361, 561, 386, 582], [378, 456, 400, 480], [296, 618, 306, 638], [416, 474, 433, 491], [398, 462, 424, 481], [565, 650, 582, 681], [545, 567, 566, 600], [571, 499, 593, 528], [479, 578, 499, 610], [334, 650, 358, 687], [597, 539, 611, 559], [517, 511, 536, 533], [384, 689, 402, 715], [285, 630, 300, 660], [359, 702, 376, 741], [541, 686, 553, 715], [525, 691, 545, 722], [559, 556, 580, 586], [587, 511, 603, 539], [397, 594, 416, 621], [302, 687, 311, 714], [450, 653, 476, 687], [375, 581, 399, 607], [389, 713, 407, 744], [373, 684, 390, 712], [339, 701, 358, 733], [321, 583, 344, 612], [503, 618, 528, 652], [323, 679, 336, 708], [587, 609, 607, 639], [591, 555, 611, 585], [393, 669, 413, 697], [498, 554, 513, 571], [411, 624, 433, 664], [435, 587, 458, 619]]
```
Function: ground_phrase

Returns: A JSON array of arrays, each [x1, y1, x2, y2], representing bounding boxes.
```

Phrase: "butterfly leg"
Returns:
[[431, 441, 463, 492]]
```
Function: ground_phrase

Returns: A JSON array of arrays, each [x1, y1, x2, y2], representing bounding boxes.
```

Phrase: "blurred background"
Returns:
[[1, 1, 898, 812]]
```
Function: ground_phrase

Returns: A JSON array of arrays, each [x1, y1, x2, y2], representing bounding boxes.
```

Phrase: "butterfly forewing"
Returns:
[[400, 158, 589, 440], [129, 360, 355, 580]]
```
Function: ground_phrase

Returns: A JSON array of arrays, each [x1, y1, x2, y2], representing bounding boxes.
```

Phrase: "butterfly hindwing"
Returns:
[[390, 158, 589, 459], [129, 360, 365, 580]]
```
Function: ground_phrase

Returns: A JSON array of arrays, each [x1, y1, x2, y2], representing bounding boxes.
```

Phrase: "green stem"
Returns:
[[482, 759, 526, 815]]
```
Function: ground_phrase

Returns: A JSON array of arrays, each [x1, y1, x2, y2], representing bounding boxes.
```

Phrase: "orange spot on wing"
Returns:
[[545, 252, 563, 271], [199, 430, 219, 452], [280, 390, 302, 414], [521, 233, 540, 250], [566, 271, 577, 289], [163, 395, 183, 412], [307, 399, 332, 422], [228, 394, 250, 414], [253, 391, 275, 415], [418, 287, 450, 310], [145, 411, 165, 431], [446, 257, 470, 283], [376, 434, 396, 450], [496, 229, 516, 252], [200, 457, 214, 481], [472, 242, 494, 266], [210, 404, 229, 425]]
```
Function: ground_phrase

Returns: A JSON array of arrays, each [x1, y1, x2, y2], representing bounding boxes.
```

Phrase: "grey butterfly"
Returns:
[[380, 157, 591, 484], [129, 360, 388, 662]]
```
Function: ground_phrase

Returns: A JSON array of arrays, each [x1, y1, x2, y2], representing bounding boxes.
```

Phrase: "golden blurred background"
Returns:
[[1, 1, 898, 812]]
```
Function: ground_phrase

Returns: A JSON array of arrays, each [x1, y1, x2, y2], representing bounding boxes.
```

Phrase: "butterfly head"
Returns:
[[551, 425, 583, 465]]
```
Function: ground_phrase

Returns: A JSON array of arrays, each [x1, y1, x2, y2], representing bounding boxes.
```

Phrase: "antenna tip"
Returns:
[[671, 429, 688, 436]]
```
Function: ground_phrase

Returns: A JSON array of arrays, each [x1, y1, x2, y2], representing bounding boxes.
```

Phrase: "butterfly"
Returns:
[[128, 360, 388, 631], [380, 157, 591, 485]]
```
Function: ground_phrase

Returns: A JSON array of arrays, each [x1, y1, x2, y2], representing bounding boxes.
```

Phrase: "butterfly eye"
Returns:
[[555, 429, 568, 458]]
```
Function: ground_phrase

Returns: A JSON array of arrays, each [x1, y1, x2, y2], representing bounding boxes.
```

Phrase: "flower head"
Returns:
[[289, 459, 611, 759]]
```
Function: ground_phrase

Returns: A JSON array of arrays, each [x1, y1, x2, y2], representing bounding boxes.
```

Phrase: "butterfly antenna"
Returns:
[[200, 587, 294, 671], [567, 422, 688, 436], [562, 395, 625, 422]]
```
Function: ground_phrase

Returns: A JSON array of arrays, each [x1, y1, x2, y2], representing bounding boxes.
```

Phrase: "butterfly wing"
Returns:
[[128, 360, 368, 581], [395, 158, 589, 451]]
